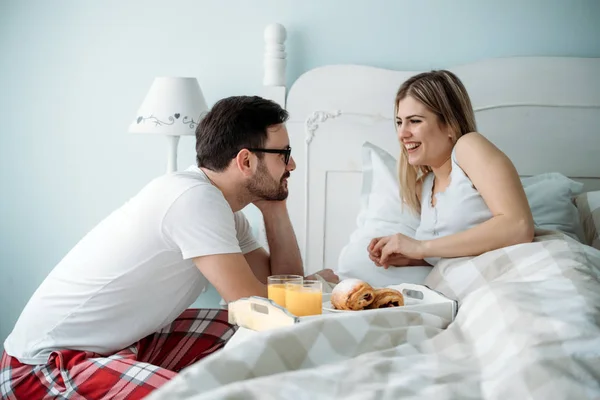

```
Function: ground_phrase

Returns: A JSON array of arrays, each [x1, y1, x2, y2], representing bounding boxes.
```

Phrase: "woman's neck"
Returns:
[[431, 156, 452, 184]]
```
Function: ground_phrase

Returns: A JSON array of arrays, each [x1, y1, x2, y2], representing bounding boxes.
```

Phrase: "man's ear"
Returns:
[[234, 149, 255, 177]]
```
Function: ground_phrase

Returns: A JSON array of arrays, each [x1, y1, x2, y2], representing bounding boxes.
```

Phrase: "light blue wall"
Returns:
[[1, 0, 599, 345]]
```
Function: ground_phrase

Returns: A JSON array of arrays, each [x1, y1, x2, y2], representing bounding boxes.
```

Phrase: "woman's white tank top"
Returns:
[[415, 147, 493, 265]]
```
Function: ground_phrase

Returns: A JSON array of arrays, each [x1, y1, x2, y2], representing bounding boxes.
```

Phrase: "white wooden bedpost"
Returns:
[[252, 23, 288, 250], [262, 23, 287, 108]]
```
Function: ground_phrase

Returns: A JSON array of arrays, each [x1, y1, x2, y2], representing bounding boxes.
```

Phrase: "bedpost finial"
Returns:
[[264, 23, 287, 44], [263, 23, 287, 87]]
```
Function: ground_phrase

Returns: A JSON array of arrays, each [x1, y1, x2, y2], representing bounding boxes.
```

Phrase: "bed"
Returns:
[[148, 23, 600, 399]]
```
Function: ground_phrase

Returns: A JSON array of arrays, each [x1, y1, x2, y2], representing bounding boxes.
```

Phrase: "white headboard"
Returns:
[[260, 24, 600, 274]]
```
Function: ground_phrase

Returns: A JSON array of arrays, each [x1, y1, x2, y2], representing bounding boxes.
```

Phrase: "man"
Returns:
[[1, 96, 339, 399]]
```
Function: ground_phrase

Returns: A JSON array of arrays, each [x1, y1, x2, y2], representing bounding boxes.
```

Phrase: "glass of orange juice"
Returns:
[[267, 275, 303, 307], [285, 280, 323, 317]]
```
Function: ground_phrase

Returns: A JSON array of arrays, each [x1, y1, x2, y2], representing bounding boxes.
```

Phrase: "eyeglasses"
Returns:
[[246, 146, 292, 165]]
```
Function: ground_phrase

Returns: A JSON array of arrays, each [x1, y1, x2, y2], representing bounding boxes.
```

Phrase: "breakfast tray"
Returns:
[[228, 283, 458, 332]]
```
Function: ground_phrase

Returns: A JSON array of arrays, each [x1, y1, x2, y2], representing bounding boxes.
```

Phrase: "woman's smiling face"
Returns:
[[396, 95, 454, 168]]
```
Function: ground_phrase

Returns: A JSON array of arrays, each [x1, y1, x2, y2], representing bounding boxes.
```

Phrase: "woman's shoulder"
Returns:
[[453, 132, 505, 168], [454, 132, 488, 152]]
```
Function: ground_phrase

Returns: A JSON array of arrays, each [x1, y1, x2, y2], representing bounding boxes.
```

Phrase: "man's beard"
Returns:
[[246, 162, 289, 201]]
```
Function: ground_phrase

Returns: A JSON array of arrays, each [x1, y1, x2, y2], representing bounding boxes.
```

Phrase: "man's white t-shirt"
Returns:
[[4, 166, 261, 364]]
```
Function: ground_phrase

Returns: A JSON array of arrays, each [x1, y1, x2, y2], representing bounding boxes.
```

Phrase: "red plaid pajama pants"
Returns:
[[1, 308, 237, 400]]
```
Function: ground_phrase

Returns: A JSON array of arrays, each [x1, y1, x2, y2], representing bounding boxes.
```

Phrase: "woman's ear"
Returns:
[[447, 127, 457, 143]]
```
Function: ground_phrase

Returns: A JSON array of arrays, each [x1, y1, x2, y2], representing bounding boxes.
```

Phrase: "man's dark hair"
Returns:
[[195, 96, 289, 171]]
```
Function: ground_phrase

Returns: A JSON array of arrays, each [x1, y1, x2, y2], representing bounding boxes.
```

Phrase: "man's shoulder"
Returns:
[[155, 166, 222, 198], [130, 166, 227, 217], [168, 165, 212, 187]]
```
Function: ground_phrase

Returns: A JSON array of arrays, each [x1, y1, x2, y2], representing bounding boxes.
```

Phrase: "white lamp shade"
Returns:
[[129, 77, 208, 136]]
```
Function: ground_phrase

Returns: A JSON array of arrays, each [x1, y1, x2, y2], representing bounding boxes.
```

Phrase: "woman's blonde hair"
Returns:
[[395, 70, 477, 214]]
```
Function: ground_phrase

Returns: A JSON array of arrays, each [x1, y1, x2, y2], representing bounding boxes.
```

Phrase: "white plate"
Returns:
[[321, 284, 426, 313], [322, 300, 356, 313], [322, 297, 419, 313]]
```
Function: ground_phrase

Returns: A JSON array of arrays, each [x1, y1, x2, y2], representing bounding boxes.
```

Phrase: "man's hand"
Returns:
[[306, 268, 340, 284], [253, 199, 286, 213]]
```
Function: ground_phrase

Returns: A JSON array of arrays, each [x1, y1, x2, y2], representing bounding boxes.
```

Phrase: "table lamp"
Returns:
[[129, 77, 208, 173]]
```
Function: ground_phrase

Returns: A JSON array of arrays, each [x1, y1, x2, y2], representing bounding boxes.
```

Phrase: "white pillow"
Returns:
[[521, 173, 585, 241], [337, 142, 586, 286], [337, 142, 432, 287], [354, 142, 419, 236], [575, 191, 600, 250]]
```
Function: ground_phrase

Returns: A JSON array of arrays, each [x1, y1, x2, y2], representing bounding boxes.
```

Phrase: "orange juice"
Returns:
[[267, 275, 302, 307], [267, 283, 287, 307], [285, 286, 323, 317]]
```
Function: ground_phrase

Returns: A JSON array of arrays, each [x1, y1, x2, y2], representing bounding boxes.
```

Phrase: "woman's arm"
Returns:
[[421, 132, 534, 258]]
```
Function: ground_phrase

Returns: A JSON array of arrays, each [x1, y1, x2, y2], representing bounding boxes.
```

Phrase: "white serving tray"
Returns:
[[228, 283, 458, 333]]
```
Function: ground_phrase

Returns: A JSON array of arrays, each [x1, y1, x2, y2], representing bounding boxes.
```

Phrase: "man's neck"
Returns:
[[200, 167, 249, 212]]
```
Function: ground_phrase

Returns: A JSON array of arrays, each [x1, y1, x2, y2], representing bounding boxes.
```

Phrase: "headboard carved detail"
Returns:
[[304, 110, 342, 145]]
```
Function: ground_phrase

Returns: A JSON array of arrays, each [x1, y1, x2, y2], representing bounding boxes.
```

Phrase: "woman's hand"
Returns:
[[368, 251, 413, 269], [368, 234, 426, 268]]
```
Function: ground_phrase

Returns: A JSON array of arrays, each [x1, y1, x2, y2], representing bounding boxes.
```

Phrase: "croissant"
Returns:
[[366, 288, 404, 309], [331, 279, 375, 310]]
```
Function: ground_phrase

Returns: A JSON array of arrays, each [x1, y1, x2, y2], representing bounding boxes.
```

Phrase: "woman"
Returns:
[[368, 70, 534, 268]]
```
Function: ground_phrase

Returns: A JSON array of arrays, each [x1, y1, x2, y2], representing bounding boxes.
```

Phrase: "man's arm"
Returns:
[[249, 201, 304, 279], [193, 253, 267, 302], [244, 209, 340, 284], [244, 247, 272, 284]]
